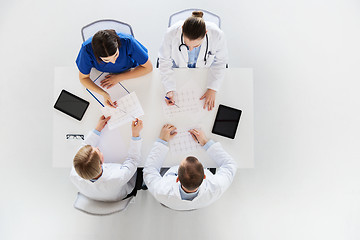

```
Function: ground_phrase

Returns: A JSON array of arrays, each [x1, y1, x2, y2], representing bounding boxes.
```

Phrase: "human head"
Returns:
[[73, 145, 104, 180], [182, 11, 207, 51], [91, 29, 121, 63], [177, 156, 205, 192]]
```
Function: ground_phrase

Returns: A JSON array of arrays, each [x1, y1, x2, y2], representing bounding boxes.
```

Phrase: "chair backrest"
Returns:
[[156, 9, 224, 68], [73, 192, 133, 216], [168, 9, 221, 28], [81, 19, 134, 42]]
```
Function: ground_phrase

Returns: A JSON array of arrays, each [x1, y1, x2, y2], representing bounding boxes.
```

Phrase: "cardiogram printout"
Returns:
[[162, 85, 203, 119], [169, 128, 202, 155], [101, 92, 144, 130]]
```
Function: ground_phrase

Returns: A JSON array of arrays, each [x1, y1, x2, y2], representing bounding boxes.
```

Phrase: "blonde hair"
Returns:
[[183, 11, 206, 40], [73, 145, 102, 180]]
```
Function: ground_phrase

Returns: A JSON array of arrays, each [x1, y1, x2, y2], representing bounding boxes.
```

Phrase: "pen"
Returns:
[[165, 96, 180, 108], [190, 132, 200, 144]]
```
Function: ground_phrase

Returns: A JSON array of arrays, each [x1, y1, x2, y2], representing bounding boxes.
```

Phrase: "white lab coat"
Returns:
[[158, 21, 229, 93], [69, 131, 142, 202], [143, 141, 237, 211]]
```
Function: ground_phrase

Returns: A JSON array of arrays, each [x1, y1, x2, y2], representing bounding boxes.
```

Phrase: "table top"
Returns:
[[52, 67, 253, 168]]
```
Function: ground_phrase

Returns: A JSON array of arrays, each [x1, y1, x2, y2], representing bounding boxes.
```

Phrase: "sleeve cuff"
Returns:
[[93, 129, 101, 136], [132, 136, 141, 141], [156, 138, 168, 146], [206, 85, 219, 92], [203, 140, 215, 151]]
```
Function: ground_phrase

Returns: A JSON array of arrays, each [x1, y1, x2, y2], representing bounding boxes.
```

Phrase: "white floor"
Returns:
[[1, 0, 360, 239]]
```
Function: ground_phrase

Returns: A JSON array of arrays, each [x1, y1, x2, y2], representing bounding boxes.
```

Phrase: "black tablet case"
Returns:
[[212, 104, 242, 139], [54, 89, 89, 121]]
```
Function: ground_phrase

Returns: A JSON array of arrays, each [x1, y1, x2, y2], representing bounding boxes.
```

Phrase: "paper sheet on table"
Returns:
[[101, 92, 144, 130], [169, 128, 202, 155], [162, 84, 203, 119], [88, 70, 130, 105]]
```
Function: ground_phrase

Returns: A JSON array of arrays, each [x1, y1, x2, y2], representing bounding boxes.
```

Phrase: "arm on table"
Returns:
[[79, 71, 115, 107], [207, 30, 228, 92], [100, 59, 153, 89], [158, 29, 176, 94], [143, 141, 169, 192], [112, 137, 143, 184], [143, 124, 177, 190], [118, 58, 153, 80], [206, 142, 237, 193]]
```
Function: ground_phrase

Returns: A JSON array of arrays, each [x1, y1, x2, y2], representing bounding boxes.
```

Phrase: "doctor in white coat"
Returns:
[[143, 124, 237, 211], [70, 116, 143, 202], [158, 11, 228, 111]]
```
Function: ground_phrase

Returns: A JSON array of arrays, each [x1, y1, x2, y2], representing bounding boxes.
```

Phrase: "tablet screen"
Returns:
[[54, 90, 89, 121], [212, 104, 242, 139]]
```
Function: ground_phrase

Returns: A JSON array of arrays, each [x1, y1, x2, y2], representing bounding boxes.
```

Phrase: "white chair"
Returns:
[[168, 9, 221, 28], [81, 19, 134, 42], [73, 192, 134, 216], [157, 9, 226, 68]]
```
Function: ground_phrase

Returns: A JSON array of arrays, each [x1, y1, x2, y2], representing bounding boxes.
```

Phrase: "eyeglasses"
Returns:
[[66, 134, 84, 140]]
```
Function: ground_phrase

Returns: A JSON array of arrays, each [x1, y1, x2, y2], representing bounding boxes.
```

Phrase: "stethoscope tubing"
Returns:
[[179, 33, 209, 63]]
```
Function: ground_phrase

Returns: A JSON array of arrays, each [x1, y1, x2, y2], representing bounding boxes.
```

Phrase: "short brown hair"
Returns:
[[73, 145, 102, 180], [178, 156, 204, 191], [91, 29, 121, 63], [182, 11, 206, 40]]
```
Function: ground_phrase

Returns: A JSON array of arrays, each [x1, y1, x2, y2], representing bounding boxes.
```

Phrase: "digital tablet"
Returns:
[[212, 104, 242, 139], [54, 90, 89, 121]]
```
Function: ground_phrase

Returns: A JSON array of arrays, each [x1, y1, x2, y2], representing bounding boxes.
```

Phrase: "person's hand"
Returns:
[[131, 118, 143, 137], [95, 115, 111, 132], [165, 91, 175, 106], [200, 89, 216, 111], [100, 74, 121, 89], [102, 92, 117, 108], [159, 124, 177, 142], [188, 129, 208, 146]]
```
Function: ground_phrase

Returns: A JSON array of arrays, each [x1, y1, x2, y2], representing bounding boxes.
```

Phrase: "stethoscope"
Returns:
[[178, 33, 209, 64]]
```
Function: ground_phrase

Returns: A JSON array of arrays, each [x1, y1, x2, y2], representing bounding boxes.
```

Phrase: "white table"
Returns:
[[52, 67, 253, 168]]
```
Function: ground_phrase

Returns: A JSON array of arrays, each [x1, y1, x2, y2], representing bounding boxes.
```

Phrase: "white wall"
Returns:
[[1, 0, 360, 239]]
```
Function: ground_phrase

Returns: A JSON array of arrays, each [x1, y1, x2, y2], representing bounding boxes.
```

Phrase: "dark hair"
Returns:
[[91, 29, 121, 63], [178, 156, 204, 191], [182, 11, 206, 40]]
